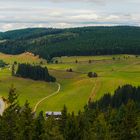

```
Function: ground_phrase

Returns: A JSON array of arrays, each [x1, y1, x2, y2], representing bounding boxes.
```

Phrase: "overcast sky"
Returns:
[[0, 0, 140, 31]]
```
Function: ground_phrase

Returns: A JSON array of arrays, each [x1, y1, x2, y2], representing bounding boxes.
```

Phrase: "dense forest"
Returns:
[[0, 26, 140, 60], [0, 84, 140, 140], [16, 63, 56, 82]]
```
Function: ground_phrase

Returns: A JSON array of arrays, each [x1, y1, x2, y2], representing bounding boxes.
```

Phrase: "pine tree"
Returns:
[[0, 85, 20, 140], [11, 64, 15, 76], [33, 111, 45, 139], [17, 101, 34, 140], [59, 105, 68, 134]]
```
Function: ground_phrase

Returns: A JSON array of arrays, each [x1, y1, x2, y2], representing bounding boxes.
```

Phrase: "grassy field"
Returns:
[[0, 52, 46, 64], [0, 53, 56, 111], [0, 53, 140, 113]]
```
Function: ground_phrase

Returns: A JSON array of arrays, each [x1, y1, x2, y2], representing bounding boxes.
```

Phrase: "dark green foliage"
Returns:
[[88, 84, 140, 110], [16, 63, 56, 82], [88, 72, 98, 78], [0, 84, 140, 139], [11, 64, 15, 76], [0, 28, 63, 40], [0, 60, 6, 67], [75, 60, 78, 63], [14, 61, 17, 65], [88, 60, 92, 63], [66, 68, 73, 72], [0, 26, 140, 60], [55, 60, 58, 64]]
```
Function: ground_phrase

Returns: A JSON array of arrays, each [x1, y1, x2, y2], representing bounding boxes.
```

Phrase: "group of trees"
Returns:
[[16, 63, 56, 82], [0, 84, 140, 139], [0, 26, 140, 60], [88, 84, 140, 110], [66, 68, 73, 72], [0, 60, 6, 67]]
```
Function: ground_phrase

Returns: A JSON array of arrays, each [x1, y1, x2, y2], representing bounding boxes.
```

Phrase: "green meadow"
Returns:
[[0, 53, 140, 113]]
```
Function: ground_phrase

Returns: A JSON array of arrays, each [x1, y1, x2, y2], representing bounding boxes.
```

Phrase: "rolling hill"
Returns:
[[0, 53, 139, 113], [0, 26, 140, 60]]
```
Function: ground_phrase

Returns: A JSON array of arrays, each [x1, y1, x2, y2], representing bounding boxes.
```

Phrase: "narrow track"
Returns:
[[88, 78, 101, 102], [33, 82, 61, 112]]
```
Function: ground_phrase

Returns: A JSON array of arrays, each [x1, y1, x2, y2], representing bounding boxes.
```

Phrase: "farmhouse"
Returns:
[[46, 111, 62, 119]]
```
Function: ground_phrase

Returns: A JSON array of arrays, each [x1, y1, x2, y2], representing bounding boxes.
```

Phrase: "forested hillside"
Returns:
[[0, 26, 140, 60], [0, 85, 140, 140]]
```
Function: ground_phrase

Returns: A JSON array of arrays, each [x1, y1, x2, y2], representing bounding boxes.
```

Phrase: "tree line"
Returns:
[[16, 63, 56, 82], [88, 84, 140, 110], [0, 26, 140, 60], [0, 84, 140, 139]]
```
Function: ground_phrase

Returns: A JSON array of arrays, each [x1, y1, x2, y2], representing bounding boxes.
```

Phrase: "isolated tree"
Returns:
[[14, 61, 17, 65], [0, 60, 6, 67], [89, 60, 92, 63], [11, 64, 15, 76], [112, 57, 115, 60], [88, 72, 98, 78], [40, 61, 43, 65], [88, 72, 93, 78], [55, 60, 58, 64]]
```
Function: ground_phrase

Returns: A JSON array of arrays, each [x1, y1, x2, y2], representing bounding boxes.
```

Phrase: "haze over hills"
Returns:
[[0, 26, 140, 60]]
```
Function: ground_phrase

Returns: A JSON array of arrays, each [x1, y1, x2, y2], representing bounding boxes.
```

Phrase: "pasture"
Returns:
[[0, 53, 140, 113]]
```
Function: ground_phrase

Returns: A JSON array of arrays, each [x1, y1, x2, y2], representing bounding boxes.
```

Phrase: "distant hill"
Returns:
[[0, 26, 140, 60]]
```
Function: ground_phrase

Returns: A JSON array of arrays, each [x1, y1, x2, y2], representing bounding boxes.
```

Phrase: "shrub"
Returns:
[[88, 72, 98, 78], [66, 68, 73, 72]]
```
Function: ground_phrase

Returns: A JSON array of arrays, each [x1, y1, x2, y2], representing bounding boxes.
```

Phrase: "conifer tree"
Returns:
[[11, 64, 15, 76]]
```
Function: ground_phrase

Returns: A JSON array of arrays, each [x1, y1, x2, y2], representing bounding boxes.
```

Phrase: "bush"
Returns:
[[89, 60, 92, 63], [66, 68, 73, 72], [55, 60, 58, 64], [88, 72, 98, 78]]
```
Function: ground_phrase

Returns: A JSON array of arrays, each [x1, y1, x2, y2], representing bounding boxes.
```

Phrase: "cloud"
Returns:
[[0, 0, 139, 31]]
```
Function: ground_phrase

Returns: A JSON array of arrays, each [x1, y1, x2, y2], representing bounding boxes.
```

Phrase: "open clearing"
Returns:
[[0, 53, 140, 113]]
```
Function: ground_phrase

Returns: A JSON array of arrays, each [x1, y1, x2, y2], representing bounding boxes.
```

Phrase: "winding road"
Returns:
[[0, 98, 5, 115], [33, 82, 61, 112]]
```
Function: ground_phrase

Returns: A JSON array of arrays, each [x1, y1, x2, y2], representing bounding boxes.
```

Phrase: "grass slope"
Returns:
[[0, 52, 46, 64], [0, 53, 56, 111], [42, 55, 140, 112], [0, 53, 140, 113]]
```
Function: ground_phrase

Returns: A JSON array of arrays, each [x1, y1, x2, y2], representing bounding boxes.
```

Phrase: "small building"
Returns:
[[46, 111, 62, 119]]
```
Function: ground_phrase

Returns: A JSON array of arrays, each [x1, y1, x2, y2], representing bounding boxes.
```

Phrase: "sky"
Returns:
[[0, 0, 140, 31]]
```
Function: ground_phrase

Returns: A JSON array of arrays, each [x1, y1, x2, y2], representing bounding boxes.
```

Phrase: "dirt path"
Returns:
[[88, 78, 101, 102], [0, 98, 5, 115], [33, 82, 61, 112]]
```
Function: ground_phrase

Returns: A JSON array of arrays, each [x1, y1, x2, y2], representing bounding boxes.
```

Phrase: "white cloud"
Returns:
[[106, 15, 119, 20], [2, 24, 13, 30], [0, 0, 139, 31]]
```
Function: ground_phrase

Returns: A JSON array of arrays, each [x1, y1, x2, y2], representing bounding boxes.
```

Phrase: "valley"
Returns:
[[0, 53, 139, 113]]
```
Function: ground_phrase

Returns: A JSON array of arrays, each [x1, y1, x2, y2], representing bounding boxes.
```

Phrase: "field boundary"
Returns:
[[33, 82, 61, 112], [88, 78, 101, 102]]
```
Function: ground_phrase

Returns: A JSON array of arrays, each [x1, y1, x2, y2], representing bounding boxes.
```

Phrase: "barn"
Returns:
[[46, 111, 62, 119]]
